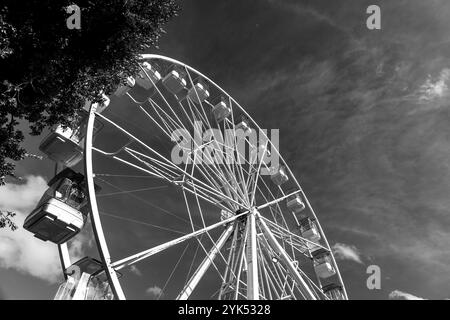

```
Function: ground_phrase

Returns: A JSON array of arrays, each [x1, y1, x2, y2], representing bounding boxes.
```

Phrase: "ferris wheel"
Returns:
[[23, 54, 348, 300]]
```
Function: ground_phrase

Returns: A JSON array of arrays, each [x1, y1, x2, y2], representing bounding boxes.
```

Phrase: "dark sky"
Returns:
[[1, 0, 450, 300]]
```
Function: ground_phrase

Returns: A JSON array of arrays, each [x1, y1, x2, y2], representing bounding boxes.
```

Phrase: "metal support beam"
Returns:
[[256, 211, 316, 300], [112, 210, 247, 270], [246, 211, 259, 300], [55, 163, 72, 278], [58, 243, 71, 278], [177, 224, 234, 300], [85, 105, 126, 300]]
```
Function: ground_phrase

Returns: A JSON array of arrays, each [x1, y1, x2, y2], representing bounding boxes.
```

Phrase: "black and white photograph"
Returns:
[[0, 0, 449, 306]]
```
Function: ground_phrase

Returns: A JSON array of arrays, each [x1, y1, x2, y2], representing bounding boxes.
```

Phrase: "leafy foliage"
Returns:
[[0, 211, 17, 231], [0, 0, 179, 186]]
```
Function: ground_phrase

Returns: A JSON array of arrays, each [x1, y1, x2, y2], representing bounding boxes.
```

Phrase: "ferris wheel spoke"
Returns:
[[260, 215, 328, 253], [256, 242, 268, 300], [218, 223, 240, 300], [96, 185, 167, 198], [111, 210, 246, 271], [216, 141, 250, 204], [136, 62, 193, 134], [183, 156, 249, 209], [259, 243, 286, 299], [185, 67, 215, 130], [183, 118, 248, 202], [94, 146, 232, 214], [188, 149, 244, 206], [184, 96, 210, 132], [99, 210, 185, 235], [184, 175, 244, 210], [193, 161, 249, 208], [256, 185, 298, 254], [180, 185, 236, 284], [218, 221, 247, 300], [253, 183, 286, 227], [256, 211, 316, 300], [183, 234, 203, 288], [271, 232, 309, 257], [137, 101, 181, 142], [248, 140, 269, 207], [185, 168, 244, 278], [222, 105, 252, 204], [177, 224, 234, 300], [233, 221, 249, 300], [95, 111, 187, 172], [255, 189, 302, 211], [250, 180, 291, 233], [147, 96, 186, 132], [125, 147, 180, 177], [93, 173, 162, 179], [93, 147, 169, 181], [258, 233, 287, 297], [96, 177, 192, 226]]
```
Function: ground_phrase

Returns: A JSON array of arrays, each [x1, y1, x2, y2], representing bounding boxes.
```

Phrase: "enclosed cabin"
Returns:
[[134, 62, 163, 102], [311, 248, 336, 279], [322, 283, 345, 300], [23, 168, 90, 244], [114, 76, 136, 97], [115, 63, 162, 103], [286, 192, 305, 214], [235, 115, 252, 135], [299, 217, 321, 247], [187, 78, 210, 104], [136, 61, 162, 90], [54, 257, 117, 300], [250, 142, 271, 165], [270, 165, 289, 186], [162, 65, 188, 96], [39, 96, 108, 167], [211, 96, 232, 122], [39, 124, 84, 167]]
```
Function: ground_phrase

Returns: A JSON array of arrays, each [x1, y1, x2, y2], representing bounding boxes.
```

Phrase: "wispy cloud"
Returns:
[[418, 68, 450, 101], [332, 243, 363, 264], [146, 285, 162, 299], [130, 265, 142, 276], [389, 290, 425, 300], [0, 176, 62, 283]]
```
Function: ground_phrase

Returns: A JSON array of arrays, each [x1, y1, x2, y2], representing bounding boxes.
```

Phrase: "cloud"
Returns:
[[129, 265, 142, 276], [0, 176, 63, 283], [146, 285, 163, 299], [332, 243, 363, 264], [67, 228, 94, 263], [0, 175, 48, 211], [418, 68, 450, 101], [389, 290, 425, 300], [266, 0, 352, 37]]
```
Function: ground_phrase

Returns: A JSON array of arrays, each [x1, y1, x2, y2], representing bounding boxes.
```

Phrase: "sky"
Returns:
[[1, 0, 450, 300]]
